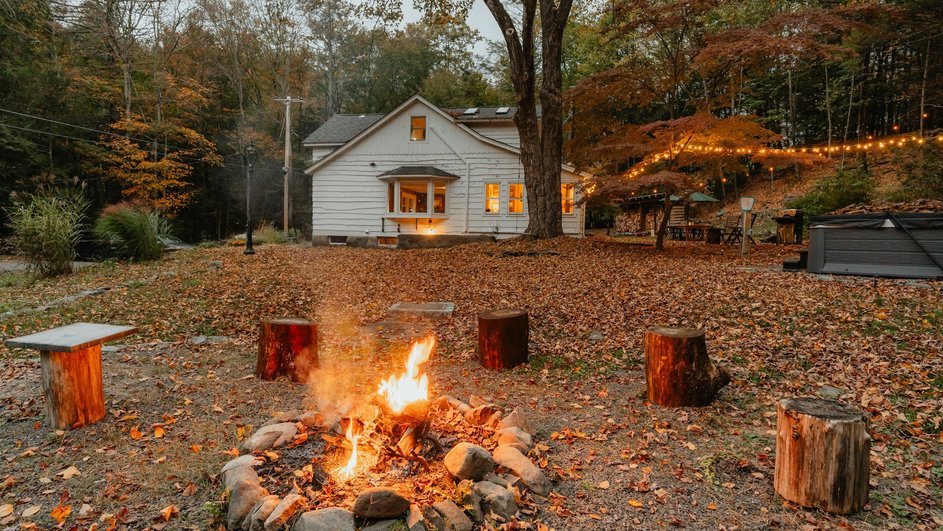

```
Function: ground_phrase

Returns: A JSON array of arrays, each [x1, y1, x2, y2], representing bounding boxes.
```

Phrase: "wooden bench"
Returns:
[[6, 323, 137, 429]]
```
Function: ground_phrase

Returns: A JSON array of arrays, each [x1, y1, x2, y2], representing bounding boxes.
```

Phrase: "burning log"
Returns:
[[644, 327, 730, 407], [478, 309, 529, 370], [256, 319, 319, 382]]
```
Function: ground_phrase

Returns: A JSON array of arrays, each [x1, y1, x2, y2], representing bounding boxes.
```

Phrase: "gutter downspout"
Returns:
[[430, 126, 471, 233]]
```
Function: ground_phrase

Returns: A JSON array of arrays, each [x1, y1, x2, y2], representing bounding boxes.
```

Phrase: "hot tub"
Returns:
[[807, 213, 943, 279]]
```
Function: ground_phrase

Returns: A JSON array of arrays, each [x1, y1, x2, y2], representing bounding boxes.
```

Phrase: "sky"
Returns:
[[398, 0, 505, 56]]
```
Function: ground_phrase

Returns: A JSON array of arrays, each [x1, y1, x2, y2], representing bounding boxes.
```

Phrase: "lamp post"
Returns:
[[244, 141, 258, 255], [769, 166, 775, 191], [740, 196, 755, 257]]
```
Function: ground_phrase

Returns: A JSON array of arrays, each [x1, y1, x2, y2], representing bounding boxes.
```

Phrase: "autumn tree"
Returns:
[[585, 113, 818, 250]]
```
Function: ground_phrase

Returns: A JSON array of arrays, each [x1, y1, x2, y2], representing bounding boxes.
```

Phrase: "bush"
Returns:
[[787, 169, 873, 223], [586, 204, 620, 229], [94, 203, 172, 260], [253, 220, 289, 244], [6, 191, 87, 277]]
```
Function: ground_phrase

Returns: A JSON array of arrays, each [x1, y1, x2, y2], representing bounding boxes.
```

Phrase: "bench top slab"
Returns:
[[5, 323, 138, 352]]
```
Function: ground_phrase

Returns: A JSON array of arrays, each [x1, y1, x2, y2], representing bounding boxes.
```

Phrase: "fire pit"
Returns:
[[222, 335, 551, 530]]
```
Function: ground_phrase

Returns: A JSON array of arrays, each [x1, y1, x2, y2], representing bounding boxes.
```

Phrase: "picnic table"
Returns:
[[6, 323, 137, 429]]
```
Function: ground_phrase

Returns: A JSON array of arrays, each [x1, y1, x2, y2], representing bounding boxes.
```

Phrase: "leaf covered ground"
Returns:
[[0, 238, 941, 529]]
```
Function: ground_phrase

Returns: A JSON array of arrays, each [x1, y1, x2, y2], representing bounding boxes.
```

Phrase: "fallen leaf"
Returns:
[[0, 505, 12, 518], [22, 506, 41, 518], [50, 504, 71, 524], [707, 502, 718, 510], [159, 505, 179, 521], [628, 499, 643, 508], [57, 466, 81, 480], [597, 480, 610, 490], [130, 426, 142, 440], [154, 425, 165, 439], [190, 444, 202, 453]]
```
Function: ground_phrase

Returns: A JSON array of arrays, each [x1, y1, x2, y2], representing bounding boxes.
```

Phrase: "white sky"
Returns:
[[399, 0, 504, 56]]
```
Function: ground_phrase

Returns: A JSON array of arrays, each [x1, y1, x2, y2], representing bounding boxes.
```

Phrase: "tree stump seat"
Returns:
[[256, 318, 319, 382], [775, 397, 870, 514], [644, 327, 730, 407], [478, 309, 529, 370], [5, 322, 138, 430]]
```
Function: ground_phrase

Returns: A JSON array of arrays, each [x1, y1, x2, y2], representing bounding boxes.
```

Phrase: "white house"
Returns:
[[302, 95, 586, 247]]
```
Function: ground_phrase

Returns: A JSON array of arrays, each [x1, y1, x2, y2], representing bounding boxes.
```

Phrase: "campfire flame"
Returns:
[[333, 419, 359, 482], [377, 336, 435, 414]]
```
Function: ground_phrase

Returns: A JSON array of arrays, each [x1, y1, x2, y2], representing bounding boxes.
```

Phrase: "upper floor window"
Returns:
[[508, 183, 524, 214], [485, 183, 500, 214], [561, 183, 575, 215], [410, 116, 426, 141]]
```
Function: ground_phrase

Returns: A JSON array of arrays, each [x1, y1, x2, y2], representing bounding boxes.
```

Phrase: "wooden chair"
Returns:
[[667, 205, 687, 240], [724, 213, 757, 244]]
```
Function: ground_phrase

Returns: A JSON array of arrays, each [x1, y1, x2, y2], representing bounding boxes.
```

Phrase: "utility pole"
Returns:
[[276, 95, 304, 236]]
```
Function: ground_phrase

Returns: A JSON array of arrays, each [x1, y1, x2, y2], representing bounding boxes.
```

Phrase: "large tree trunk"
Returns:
[[484, 0, 573, 239], [775, 398, 870, 514]]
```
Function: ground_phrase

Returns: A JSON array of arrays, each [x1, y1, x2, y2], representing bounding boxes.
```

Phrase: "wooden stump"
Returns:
[[257, 318, 319, 382], [478, 309, 528, 370], [644, 327, 730, 407], [40, 346, 106, 430], [775, 397, 870, 514]]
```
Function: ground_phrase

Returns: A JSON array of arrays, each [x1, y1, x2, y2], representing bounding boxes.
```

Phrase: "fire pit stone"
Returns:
[[444, 442, 495, 481], [265, 493, 307, 528], [247, 494, 280, 529], [241, 422, 298, 452], [352, 487, 411, 519], [431, 500, 474, 531], [495, 427, 534, 453], [227, 480, 268, 529], [473, 480, 519, 520], [493, 445, 552, 496], [292, 507, 356, 531], [497, 408, 532, 433]]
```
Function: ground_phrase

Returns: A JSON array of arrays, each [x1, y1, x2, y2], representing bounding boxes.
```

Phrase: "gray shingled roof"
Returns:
[[302, 113, 385, 145], [377, 166, 461, 180], [444, 106, 542, 121]]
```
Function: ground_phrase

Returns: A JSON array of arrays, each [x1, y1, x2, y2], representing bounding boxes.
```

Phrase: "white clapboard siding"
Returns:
[[309, 97, 583, 237], [466, 123, 520, 148]]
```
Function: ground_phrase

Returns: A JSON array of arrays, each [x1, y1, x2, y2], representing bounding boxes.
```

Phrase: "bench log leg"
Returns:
[[40, 346, 106, 429]]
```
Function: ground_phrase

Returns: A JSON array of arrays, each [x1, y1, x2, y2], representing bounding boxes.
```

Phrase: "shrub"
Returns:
[[6, 191, 87, 277], [787, 169, 873, 224], [586, 204, 620, 229], [94, 203, 172, 260], [254, 220, 288, 244]]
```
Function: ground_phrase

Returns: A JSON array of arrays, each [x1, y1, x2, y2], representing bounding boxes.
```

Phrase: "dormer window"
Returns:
[[410, 116, 426, 141]]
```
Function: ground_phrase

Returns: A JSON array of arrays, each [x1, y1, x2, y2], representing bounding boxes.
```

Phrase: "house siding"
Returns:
[[309, 99, 583, 238], [465, 123, 520, 148]]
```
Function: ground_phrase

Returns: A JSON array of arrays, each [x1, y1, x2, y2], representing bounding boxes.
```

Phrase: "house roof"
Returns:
[[443, 106, 542, 121], [378, 166, 461, 180], [301, 113, 385, 145], [303, 95, 592, 179]]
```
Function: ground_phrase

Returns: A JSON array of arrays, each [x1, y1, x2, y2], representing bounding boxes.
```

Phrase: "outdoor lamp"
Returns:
[[244, 141, 258, 255], [739, 196, 755, 256]]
